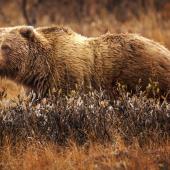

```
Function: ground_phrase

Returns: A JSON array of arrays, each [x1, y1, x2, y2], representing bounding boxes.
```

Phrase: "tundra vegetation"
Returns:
[[0, 1, 170, 169]]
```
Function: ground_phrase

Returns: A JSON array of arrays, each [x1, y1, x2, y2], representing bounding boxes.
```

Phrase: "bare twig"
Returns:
[[21, 0, 40, 26]]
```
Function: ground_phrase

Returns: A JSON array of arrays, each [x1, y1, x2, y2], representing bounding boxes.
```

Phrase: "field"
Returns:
[[0, 1, 170, 169]]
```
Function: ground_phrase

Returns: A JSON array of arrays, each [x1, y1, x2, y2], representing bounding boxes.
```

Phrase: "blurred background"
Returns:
[[0, 0, 170, 98], [0, 0, 170, 39]]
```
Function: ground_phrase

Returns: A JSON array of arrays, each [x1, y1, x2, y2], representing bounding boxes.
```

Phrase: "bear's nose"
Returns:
[[1, 44, 11, 54]]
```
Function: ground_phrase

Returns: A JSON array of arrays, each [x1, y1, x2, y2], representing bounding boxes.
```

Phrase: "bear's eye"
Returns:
[[1, 44, 11, 54]]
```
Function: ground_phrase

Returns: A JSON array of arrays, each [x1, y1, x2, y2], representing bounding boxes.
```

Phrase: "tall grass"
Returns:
[[0, 86, 169, 169]]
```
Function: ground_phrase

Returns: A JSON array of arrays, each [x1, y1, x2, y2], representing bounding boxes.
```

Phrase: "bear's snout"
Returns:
[[1, 44, 11, 55]]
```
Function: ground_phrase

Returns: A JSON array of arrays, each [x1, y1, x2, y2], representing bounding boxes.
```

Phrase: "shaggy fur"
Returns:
[[0, 26, 170, 98]]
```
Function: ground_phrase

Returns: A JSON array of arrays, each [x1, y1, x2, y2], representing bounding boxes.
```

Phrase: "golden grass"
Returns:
[[0, 79, 23, 99], [0, 139, 169, 170]]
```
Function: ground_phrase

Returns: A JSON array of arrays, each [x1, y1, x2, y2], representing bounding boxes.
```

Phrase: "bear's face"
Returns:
[[0, 26, 35, 78], [0, 26, 49, 81]]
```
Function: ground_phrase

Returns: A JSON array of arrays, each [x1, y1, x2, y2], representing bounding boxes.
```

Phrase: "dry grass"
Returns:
[[0, 140, 170, 170], [0, 86, 169, 170]]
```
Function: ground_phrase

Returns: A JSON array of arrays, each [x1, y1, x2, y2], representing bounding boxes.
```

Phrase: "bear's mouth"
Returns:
[[0, 61, 19, 79], [0, 66, 7, 77], [0, 52, 9, 67], [0, 57, 6, 76]]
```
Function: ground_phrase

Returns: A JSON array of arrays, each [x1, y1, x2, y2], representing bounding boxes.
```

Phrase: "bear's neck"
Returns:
[[16, 48, 54, 97], [50, 33, 96, 92]]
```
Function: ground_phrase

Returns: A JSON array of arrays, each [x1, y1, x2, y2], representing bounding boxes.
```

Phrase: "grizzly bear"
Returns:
[[0, 25, 170, 99]]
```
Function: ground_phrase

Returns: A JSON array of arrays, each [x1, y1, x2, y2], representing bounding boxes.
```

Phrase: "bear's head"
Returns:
[[0, 26, 52, 94]]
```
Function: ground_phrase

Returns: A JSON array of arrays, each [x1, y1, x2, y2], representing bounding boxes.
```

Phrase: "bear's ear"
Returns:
[[20, 27, 34, 39]]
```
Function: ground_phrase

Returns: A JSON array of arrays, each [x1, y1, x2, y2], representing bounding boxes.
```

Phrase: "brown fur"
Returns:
[[0, 25, 170, 99]]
